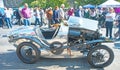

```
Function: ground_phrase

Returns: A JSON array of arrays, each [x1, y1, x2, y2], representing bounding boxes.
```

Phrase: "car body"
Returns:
[[8, 16, 114, 68]]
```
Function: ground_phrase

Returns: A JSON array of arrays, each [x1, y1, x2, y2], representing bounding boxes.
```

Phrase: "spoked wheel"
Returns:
[[51, 49, 64, 55], [50, 41, 64, 55], [16, 42, 40, 64], [87, 45, 114, 68]]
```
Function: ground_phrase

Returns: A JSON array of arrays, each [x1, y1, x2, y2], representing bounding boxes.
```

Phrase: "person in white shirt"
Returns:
[[58, 4, 65, 23], [105, 7, 116, 39], [34, 7, 40, 26], [4, 7, 12, 28]]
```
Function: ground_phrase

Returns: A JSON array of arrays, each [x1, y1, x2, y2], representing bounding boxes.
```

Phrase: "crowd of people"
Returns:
[[1, 3, 120, 39]]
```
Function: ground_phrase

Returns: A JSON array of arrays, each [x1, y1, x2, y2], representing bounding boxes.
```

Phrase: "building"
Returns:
[[3, 0, 23, 8]]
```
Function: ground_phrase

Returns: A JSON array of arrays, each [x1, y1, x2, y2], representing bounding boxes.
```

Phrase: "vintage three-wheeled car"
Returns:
[[8, 16, 114, 68]]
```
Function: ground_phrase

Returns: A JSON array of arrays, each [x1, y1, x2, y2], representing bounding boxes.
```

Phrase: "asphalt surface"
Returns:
[[0, 25, 120, 70]]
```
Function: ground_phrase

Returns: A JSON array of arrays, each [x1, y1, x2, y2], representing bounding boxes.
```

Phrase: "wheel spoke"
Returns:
[[88, 45, 114, 68], [20, 46, 37, 61], [91, 48, 110, 65], [17, 42, 40, 64]]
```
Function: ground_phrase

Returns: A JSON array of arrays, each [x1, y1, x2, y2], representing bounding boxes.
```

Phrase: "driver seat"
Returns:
[[40, 25, 60, 39]]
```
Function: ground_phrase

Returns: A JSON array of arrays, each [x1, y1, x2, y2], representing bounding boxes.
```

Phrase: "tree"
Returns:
[[21, 0, 33, 6], [21, 0, 68, 8], [117, 0, 120, 2], [22, 0, 119, 8], [75, 0, 106, 6]]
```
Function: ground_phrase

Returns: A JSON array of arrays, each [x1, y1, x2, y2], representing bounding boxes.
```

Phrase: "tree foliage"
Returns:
[[117, 0, 120, 2], [22, 0, 68, 8], [75, 0, 106, 6], [21, 0, 120, 8]]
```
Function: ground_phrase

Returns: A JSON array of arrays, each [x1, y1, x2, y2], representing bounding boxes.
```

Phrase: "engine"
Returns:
[[68, 27, 101, 45]]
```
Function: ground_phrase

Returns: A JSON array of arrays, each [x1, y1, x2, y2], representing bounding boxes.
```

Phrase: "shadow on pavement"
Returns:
[[0, 51, 104, 70]]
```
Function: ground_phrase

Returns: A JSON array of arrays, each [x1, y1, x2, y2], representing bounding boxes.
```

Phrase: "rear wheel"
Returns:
[[87, 45, 114, 68], [16, 42, 40, 64]]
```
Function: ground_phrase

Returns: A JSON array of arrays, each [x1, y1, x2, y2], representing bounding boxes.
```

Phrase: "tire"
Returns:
[[50, 41, 64, 55], [51, 49, 64, 55], [87, 45, 114, 68], [16, 42, 40, 64]]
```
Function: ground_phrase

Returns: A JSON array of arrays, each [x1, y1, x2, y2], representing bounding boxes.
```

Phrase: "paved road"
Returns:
[[0, 26, 120, 70]]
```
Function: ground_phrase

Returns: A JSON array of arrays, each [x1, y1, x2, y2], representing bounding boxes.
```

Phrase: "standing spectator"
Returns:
[[105, 8, 116, 39], [30, 8, 34, 25], [75, 6, 83, 17], [53, 6, 60, 24], [100, 8, 108, 28], [46, 7, 53, 28], [39, 8, 45, 27], [30, 8, 34, 18], [90, 9, 97, 20], [58, 4, 65, 23], [84, 8, 90, 18], [15, 7, 22, 25], [21, 3, 31, 26], [114, 13, 120, 40], [4, 7, 12, 28], [67, 7, 74, 19], [9, 8, 13, 19], [0, 7, 5, 27], [34, 7, 40, 26], [52, 6, 60, 28], [95, 8, 101, 20]]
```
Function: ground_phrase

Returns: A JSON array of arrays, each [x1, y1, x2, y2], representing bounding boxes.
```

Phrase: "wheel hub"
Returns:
[[25, 48, 32, 57], [96, 52, 105, 62]]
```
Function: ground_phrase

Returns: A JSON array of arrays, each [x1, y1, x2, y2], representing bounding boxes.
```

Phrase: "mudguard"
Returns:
[[13, 36, 50, 50]]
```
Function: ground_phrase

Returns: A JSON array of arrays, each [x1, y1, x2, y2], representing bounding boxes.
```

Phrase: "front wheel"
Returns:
[[87, 45, 114, 68], [16, 42, 40, 64]]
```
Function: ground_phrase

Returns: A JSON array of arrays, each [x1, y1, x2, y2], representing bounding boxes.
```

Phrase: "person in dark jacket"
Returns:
[[15, 8, 22, 25], [53, 6, 59, 24], [75, 6, 83, 17], [52, 6, 61, 29], [84, 8, 90, 18]]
